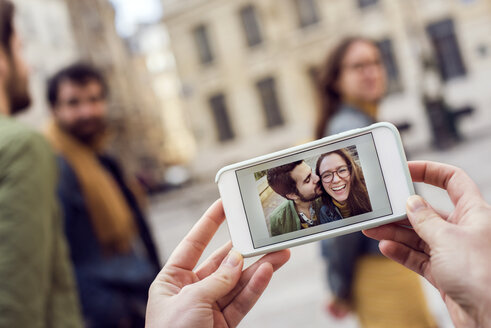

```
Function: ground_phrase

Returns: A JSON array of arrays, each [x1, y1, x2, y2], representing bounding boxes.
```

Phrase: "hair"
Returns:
[[314, 36, 377, 140], [47, 62, 108, 107], [315, 148, 372, 216], [267, 160, 303, 200], [0, 0, 15, 55]]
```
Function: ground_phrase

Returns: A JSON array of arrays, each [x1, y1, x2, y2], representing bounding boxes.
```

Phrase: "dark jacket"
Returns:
[[57, 154, 160, 327], [319, 199, 343, 224], [321, 104, 381, 301]]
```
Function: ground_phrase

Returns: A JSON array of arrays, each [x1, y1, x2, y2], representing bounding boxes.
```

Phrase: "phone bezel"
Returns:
[[216, 123, 414, 257]]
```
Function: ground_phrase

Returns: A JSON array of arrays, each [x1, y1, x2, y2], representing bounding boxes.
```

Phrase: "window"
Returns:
[[240, 5, 263, 47], [294, 0, 320, 28], [256, 77, 284, 128], [376, 38, 401, 92], [193, 25, 214, 65], [426, 19, 467, 81], [358, 0, 378, 8], [209, 94, 235, 142]]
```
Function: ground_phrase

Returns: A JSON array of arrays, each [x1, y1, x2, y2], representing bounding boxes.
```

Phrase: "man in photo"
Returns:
[[267, 160, 327, 236]]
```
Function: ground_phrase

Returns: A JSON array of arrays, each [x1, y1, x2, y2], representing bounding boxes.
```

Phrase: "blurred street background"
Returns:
[[13, 0, 491, 327]]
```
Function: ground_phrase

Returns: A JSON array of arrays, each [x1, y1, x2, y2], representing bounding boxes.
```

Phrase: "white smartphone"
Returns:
[[216, 122, 414, 257]]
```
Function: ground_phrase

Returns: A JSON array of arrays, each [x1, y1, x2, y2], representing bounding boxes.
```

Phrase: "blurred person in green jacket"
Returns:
[[0, 0, 82, 327]]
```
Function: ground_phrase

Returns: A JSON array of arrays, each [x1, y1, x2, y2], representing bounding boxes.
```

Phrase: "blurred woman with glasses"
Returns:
[[314, 37, 436, 327]]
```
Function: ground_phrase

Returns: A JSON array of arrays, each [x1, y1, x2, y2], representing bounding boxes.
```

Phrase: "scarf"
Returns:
[[45, 121, 136, 253], [333, 198, 351, 218], [343, 97, 378, 120]]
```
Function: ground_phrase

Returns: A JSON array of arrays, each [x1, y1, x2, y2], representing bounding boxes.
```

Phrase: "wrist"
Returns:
[[476, 265, 491, 326], [478, 298, 491, 327]]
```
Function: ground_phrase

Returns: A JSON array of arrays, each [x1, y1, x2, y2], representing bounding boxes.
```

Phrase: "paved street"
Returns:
[[148, 128, 491, 328]]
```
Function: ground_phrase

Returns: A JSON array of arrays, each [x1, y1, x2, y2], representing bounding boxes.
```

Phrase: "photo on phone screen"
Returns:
[[256, 145, 373, 237], [235, 132, 393, 249]]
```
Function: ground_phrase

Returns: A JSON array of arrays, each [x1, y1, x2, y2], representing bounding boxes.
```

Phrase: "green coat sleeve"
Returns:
[[0, 125, 82, 328], [269, 200, 300, 236]]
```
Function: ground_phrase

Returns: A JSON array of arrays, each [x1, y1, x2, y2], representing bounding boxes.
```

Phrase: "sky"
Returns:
[[110, 0, 163, 37]]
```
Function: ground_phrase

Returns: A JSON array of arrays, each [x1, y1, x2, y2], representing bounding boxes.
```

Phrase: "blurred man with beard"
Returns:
[[45, 63, 160, 327], [0, 0, 82, 327]]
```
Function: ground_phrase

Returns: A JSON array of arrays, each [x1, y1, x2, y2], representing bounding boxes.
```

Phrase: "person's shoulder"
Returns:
[[56, 155, 77, 180], [269, 199, 293, 223], [318, 199, 342, 223], [0, 117, 38, 143], [0, 119, 56, 190], [314, 197, 324, 208], [327, 105, 373, 135], [0, 118, 51, 159], [55, 156, 84, 195], [319, 203, 333, 217]]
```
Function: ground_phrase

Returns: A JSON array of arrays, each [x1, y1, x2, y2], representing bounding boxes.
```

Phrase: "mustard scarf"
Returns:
[[333, 198, 351, 218], [45, 121, 136, 253], [343, 97, 378, 120]]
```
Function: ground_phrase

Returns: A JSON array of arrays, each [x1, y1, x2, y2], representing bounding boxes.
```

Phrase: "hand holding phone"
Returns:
[[216, 123, 414, 257], [145, 200, 290, 328], [364, 161, 491, 327]]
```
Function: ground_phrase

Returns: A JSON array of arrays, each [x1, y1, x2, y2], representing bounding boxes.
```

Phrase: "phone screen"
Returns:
[[235, 132, 392, 249]]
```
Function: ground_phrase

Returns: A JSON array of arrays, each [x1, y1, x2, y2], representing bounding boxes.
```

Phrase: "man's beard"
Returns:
[[59, 118, 107, 145], [296, 192, 320, 203], [6, 58, 31, 115]]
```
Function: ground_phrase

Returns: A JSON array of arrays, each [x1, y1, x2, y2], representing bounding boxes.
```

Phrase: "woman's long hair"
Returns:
[[314, 37, 375, 140], [315, 148, 372, 216], [0, 0, 15, 54]]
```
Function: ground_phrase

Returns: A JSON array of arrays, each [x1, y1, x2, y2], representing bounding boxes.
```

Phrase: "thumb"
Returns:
[[191, 249, 244, 303], [406, 195, 450, 246]]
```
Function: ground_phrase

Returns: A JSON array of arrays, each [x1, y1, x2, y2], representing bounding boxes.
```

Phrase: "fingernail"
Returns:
[[407, 195, 426, 212], [223, 249, 242, 267]]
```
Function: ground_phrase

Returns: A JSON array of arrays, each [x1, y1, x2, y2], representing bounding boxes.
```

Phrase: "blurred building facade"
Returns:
[[128, 23, 197, 166], [162, 0, 491, 177], [14, 0, 79, 127]]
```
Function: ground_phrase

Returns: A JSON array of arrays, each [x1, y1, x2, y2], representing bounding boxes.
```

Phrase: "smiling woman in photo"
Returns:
[[315, 148, 371, 222]]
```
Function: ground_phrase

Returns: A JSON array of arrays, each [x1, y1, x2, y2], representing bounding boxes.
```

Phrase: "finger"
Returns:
[[363, 223, 429, 254], [406, 195, 452, 246], [189, 249, 244, 302], [405, 208, 450, 222], [363, 205, 451, 238], [223, 262, 274, 327], [378, 240, 435, 285], [435, 208, 450, 221], [166, 199, 225, 270], [394, 218, 411, 226], [195, 241, 233, 279], [380, 206, 449, 227], [217, 249, 290, 309], [408, 161, 483, 208]]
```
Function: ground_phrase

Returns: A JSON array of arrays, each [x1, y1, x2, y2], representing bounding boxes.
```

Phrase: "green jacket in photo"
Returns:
[[269, 197, 323, 236]]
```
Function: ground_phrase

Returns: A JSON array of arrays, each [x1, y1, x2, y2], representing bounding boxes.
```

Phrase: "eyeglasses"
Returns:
[[343, 59, 383, 73], [321, 165, 351, 183]]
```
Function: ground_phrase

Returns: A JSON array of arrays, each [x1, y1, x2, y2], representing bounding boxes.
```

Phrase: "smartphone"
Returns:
[[216, 122, 414, 257]]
